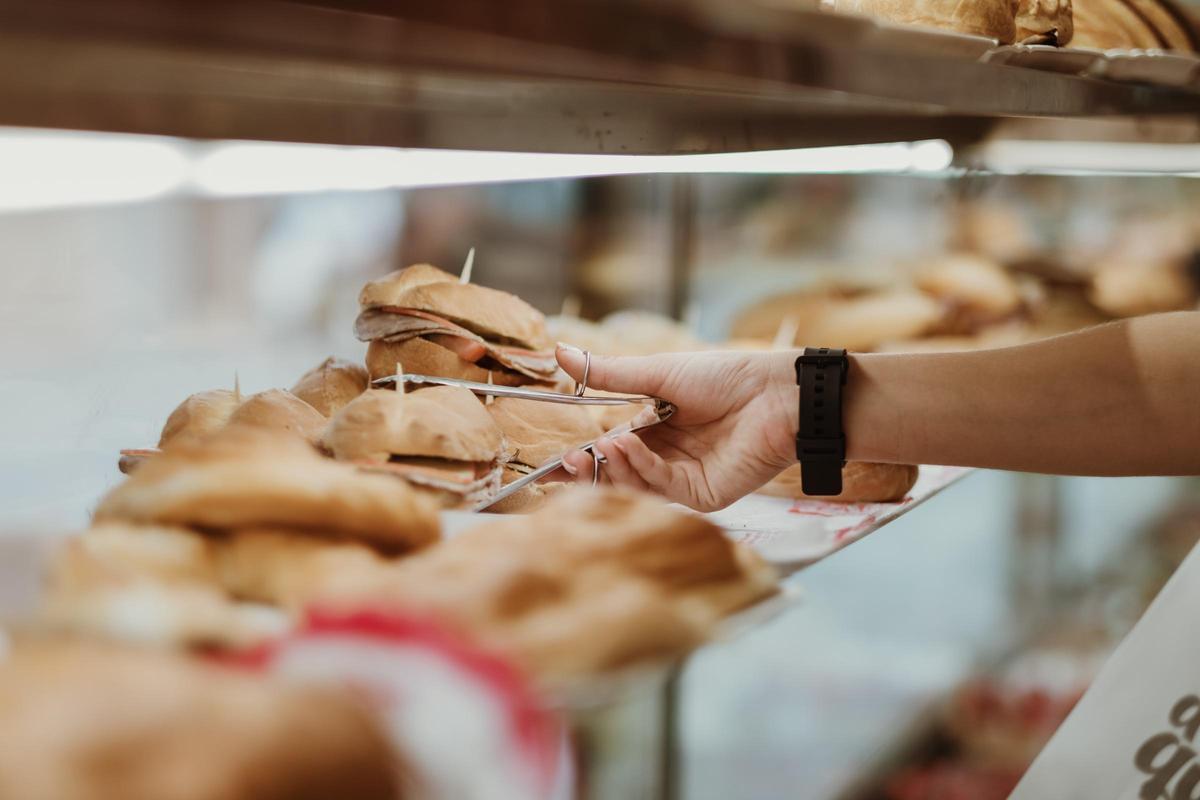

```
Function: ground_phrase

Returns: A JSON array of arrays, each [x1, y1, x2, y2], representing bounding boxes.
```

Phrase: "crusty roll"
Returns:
[[916, 253, 1024, 328], [226, 389, 327, 444], [158, 389, 241, 449], [1016, 0, 1074, 44], [365, 337, 524, 386], [214, 528, 386, 610], [487, 397, 602, 470], [95, 426, 440, 552], [830, 0, 1019, 42], [1125, 0, 1195, 50], [290, 357, 369, 417], [0, 640, 398, 800], [1071, 0, 1162, 47], [318, 488, 777, 680], [759, 462, 919, 503], [487, 467, 571, 514], [323, 387, 503, 465], [359, 263, 553, 351]]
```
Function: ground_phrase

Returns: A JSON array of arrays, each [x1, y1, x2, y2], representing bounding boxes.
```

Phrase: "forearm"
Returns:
[[838, 312, 1200, 475]]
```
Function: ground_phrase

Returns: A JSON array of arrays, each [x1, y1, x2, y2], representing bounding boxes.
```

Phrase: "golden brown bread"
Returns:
[[214, 528, 387, 610], [759, 462, 919, 503], [226, 389, 327, 444], [323, 387, 503, 464], [1090, 260, 1197, 316], [1016, 0, 1074, 43], [318, 488, 777, 680], [487, 397, 602, 469], [364, 337, 525, 386], [1129, 0, 1196, 50], [0, 640, 398, 800], [1071, 0, 1162, 47], [487, 467, 571, 514], [733, 286, 945, 352], [916, 253, 1024, 330], [830, 0, 1019, 42], [50, 524, 218, 589], [41, 524, 288, 648], [159, 390, 241, 449], [94, 426, 440, 552], [358, 264, 553, 350], [290, 357, 369, 417]]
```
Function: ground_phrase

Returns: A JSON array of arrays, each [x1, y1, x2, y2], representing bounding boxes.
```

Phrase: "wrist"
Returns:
[[764, 350, 801, 469]]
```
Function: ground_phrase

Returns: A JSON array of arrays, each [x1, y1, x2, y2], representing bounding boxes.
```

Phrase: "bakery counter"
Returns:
[[1, 0, 1199, 154]]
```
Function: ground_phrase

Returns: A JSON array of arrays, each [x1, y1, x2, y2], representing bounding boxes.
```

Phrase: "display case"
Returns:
[[1, 2, 1198, 799]]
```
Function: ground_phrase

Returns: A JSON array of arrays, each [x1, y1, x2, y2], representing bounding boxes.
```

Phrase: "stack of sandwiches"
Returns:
[[0, 638, 399, 800]]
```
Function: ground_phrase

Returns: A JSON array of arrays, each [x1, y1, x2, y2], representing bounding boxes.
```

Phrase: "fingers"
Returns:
[[593, 437, 651, 493], [611, 432, 675, 493], [555, 344, 671, 396]]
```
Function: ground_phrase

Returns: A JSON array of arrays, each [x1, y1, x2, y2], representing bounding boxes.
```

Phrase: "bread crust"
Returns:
[[158, 389, 240, 448], [365, 337, 527, 386], [1016, 0, 1074, 44], [290, 357, 369, 417], [759, 462, 919, 502], [319, 488, 778, 680], [1072, 0, 1162, 47], [95, 427, 440, 551], [832, 0, 1019, 42], [0, 640, 397, 800], [227, 389, 327, 444], [487, 397, 602, 468], [323, 387, 503, 464], [359, 264, 552, 350]]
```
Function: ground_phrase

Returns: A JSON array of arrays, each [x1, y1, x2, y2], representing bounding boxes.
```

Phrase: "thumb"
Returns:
[[555, 345, 670, 396]]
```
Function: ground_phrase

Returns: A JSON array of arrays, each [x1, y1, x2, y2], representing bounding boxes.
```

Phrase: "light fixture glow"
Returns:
[[0, 129, 190, 212]]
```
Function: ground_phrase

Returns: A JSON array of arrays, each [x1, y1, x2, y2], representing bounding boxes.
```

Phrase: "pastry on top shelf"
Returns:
[[825, 0, 1019, 42]]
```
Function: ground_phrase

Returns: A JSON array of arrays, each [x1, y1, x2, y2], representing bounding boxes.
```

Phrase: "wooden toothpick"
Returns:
[[395, 362, 406, 395], [485, 370, 494, 405], [460, 247, 475, 284], [233, 372, 242, 403], [772, 316, 799, 351]]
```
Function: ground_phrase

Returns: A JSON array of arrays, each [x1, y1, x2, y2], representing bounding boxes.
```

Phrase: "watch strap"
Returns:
[[795, 347, 848, 496]]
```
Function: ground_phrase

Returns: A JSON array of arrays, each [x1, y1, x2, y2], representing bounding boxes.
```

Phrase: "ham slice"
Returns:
[[355, 458, 502, 505], [354, 308, 558, 379]]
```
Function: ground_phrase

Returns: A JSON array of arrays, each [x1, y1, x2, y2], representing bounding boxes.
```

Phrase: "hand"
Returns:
[[554, 345, 799, 511]]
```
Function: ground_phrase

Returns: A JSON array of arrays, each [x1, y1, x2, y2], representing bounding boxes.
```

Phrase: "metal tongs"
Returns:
[[371, 350, 676, 512]]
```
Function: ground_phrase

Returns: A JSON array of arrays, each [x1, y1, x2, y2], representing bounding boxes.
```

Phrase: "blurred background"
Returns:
[[2, 0, 1200, 797], [1, 129, 1197, 799]]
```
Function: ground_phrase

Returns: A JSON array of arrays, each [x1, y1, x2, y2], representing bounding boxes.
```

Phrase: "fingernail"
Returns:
[[556, 342, 583, 354], [562, 460, 578, 476], [611, 435, 628, 453]]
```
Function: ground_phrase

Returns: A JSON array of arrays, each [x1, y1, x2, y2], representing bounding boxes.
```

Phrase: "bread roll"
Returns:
[[225, 389, 326, 444], [323, 387, 502, 465], [0, 640, 397, 800], [1071, 0, 1162, 47], [364, 337, 524, 385], [94, 426, 440, 552], [290, 357, 369, 417], [359, 263, 553, 351], [158, 389, 240, 449], [830, 0, 1019, 42]]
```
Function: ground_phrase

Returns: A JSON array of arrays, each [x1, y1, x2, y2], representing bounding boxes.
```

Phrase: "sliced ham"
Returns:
[[354, 307, 558, 379], [354, 458, 502, 505]]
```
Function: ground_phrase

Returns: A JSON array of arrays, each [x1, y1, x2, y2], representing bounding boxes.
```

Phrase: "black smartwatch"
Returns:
[[794, 347, 848, 496]]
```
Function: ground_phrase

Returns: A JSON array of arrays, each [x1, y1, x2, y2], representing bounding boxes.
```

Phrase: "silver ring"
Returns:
[[574, 350, 591, 398]]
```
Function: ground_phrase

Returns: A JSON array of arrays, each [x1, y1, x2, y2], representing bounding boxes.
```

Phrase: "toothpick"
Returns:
[[459, 247, 475, 284], [560, 294, 582, 319], [772, 315, 800, 351], [233, 372, 242, 403], [395, 362, 406, 395], [485, 371, 494, 405]]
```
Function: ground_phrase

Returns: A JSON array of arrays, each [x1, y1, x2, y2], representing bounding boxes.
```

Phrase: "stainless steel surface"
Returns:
[[0, 0, 1197, 153]]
